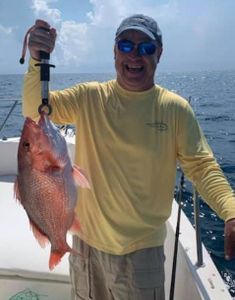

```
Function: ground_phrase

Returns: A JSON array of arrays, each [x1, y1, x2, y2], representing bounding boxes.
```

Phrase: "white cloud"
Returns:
[[31, 0, 61, 24], [19, 0, 183, 72], [26, 0, 235, 72], [0, 0, 235, 73], [53, 0, 128, 70], [56, 21, 92, 67], [54, 0, 174, 70], [0, 24, 13, 35], [53, 0, 183, 71], [87, 0, 127, 27]]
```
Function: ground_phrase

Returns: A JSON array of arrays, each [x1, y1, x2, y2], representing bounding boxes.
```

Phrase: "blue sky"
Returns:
[[0, 0, 235, 74]]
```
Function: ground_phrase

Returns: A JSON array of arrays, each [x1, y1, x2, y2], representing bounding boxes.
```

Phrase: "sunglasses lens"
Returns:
[[117, 40, 134, 53], [139, 43, 156, 56], [117, 40, 157, 56]]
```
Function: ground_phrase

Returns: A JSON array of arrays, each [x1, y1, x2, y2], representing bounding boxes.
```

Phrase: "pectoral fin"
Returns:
[[14, 178, 21, 202], [72, 165, 90, 188]]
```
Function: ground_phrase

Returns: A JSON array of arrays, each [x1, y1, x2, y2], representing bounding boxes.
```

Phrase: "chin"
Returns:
[[123, 82, 148, 92]]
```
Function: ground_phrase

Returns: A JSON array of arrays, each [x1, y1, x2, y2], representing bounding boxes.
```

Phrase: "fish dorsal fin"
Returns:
[[72, 165, 90, 188]]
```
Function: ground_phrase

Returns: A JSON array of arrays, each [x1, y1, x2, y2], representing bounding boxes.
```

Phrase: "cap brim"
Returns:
[[116, 26, 155, 40]]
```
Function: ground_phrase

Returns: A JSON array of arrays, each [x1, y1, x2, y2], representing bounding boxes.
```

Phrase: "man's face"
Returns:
[[114, 29, 162, 92]]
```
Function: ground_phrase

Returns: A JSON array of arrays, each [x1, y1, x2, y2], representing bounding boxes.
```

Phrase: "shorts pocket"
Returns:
[[69, 236, 90, 298], [130, 246, 165, 289], [69, 254, 89, 298], [132, 268, 165, 300], [133, 268, 162, 288]]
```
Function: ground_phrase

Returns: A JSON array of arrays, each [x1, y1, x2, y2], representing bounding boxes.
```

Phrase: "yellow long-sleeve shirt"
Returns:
[[23, 58, 235, 254]]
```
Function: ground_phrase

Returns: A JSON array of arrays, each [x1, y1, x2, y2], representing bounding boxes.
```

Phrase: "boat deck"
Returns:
[[0, 138, 232, 299], [0, 177, 71, 300]]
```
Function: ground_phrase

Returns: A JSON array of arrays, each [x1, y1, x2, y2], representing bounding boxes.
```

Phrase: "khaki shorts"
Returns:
[[69, 236, 165, 300]]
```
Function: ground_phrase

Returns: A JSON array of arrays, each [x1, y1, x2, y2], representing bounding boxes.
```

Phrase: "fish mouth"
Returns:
[[24, 117, 38, 127], [22, 117, 43, 137]]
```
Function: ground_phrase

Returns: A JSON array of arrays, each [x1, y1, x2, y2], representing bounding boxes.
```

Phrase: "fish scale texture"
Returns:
[[17, 167, 76, 249]]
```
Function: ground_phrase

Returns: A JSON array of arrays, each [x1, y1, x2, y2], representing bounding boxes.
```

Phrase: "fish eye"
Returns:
[[23, 141, 30, 152]]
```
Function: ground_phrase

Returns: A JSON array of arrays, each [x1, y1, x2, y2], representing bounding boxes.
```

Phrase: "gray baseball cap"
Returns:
[[115, 14, 163, 47]]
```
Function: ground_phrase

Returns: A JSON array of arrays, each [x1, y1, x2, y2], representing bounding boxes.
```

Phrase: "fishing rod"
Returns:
[[169, 170, 184, 300]]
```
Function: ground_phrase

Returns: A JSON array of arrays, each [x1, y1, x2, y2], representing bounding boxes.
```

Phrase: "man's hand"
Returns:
[[28, 19, 57, 60], [224, 218, 235, 260]]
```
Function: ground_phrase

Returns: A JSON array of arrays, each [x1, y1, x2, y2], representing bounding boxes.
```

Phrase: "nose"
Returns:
[[127, 45, 139, 58]]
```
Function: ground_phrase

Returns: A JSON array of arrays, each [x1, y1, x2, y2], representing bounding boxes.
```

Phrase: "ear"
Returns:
[[157, 47, 163, 64], [114, 44, 117, 60]]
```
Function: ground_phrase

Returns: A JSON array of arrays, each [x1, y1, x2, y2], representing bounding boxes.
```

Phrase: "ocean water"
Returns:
[[0, 70, 235, 296]]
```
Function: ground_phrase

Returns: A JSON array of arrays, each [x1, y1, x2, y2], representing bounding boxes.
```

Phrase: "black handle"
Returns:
[[40, 50, 50, 60]]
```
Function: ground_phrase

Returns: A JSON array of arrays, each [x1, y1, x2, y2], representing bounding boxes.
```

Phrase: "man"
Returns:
[[23, 14, 235, 300]]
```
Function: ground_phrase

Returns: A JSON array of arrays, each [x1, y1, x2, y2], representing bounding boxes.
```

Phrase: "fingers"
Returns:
[[28, 19, 57, 60], [224, 219, 235, 260], [35, 19, 51, 30]]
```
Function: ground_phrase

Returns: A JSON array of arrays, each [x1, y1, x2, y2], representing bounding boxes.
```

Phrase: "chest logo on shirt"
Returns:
[[145, 122, 168, 131]]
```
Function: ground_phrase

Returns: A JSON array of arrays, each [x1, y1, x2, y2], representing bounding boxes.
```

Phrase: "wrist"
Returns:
[[31, 56, 41, 62]]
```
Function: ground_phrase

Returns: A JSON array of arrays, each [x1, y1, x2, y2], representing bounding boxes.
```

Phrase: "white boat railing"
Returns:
[[170, 172, 205, 299], [0, 100, 18, 135], [0, 99, 22, 141], [193, 188, 204, 267]]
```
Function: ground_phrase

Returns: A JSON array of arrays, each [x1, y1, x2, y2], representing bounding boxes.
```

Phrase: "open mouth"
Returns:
[[125, 64, 144, 73]]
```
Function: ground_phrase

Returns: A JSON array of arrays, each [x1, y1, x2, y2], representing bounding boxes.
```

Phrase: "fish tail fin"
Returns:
[[49, 251, 64, 270], [72, 165, 91, 188], [49, 245, 81, 270], [49, 246, 70, 270]]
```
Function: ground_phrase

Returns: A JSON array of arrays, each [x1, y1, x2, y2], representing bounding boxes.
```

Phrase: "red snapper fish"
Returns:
[[14, 113, 90, 270]]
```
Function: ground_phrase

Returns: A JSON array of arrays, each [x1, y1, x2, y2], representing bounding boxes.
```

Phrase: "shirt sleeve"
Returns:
[[22, 58, 81, 125], [176, 101, 235, 222]]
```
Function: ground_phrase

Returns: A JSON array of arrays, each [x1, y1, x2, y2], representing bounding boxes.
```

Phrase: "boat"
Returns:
[[0, 101, 232, 299]]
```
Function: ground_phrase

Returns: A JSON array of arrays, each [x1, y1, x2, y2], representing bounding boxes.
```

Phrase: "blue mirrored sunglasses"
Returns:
[[117, 39, 157, 56]]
